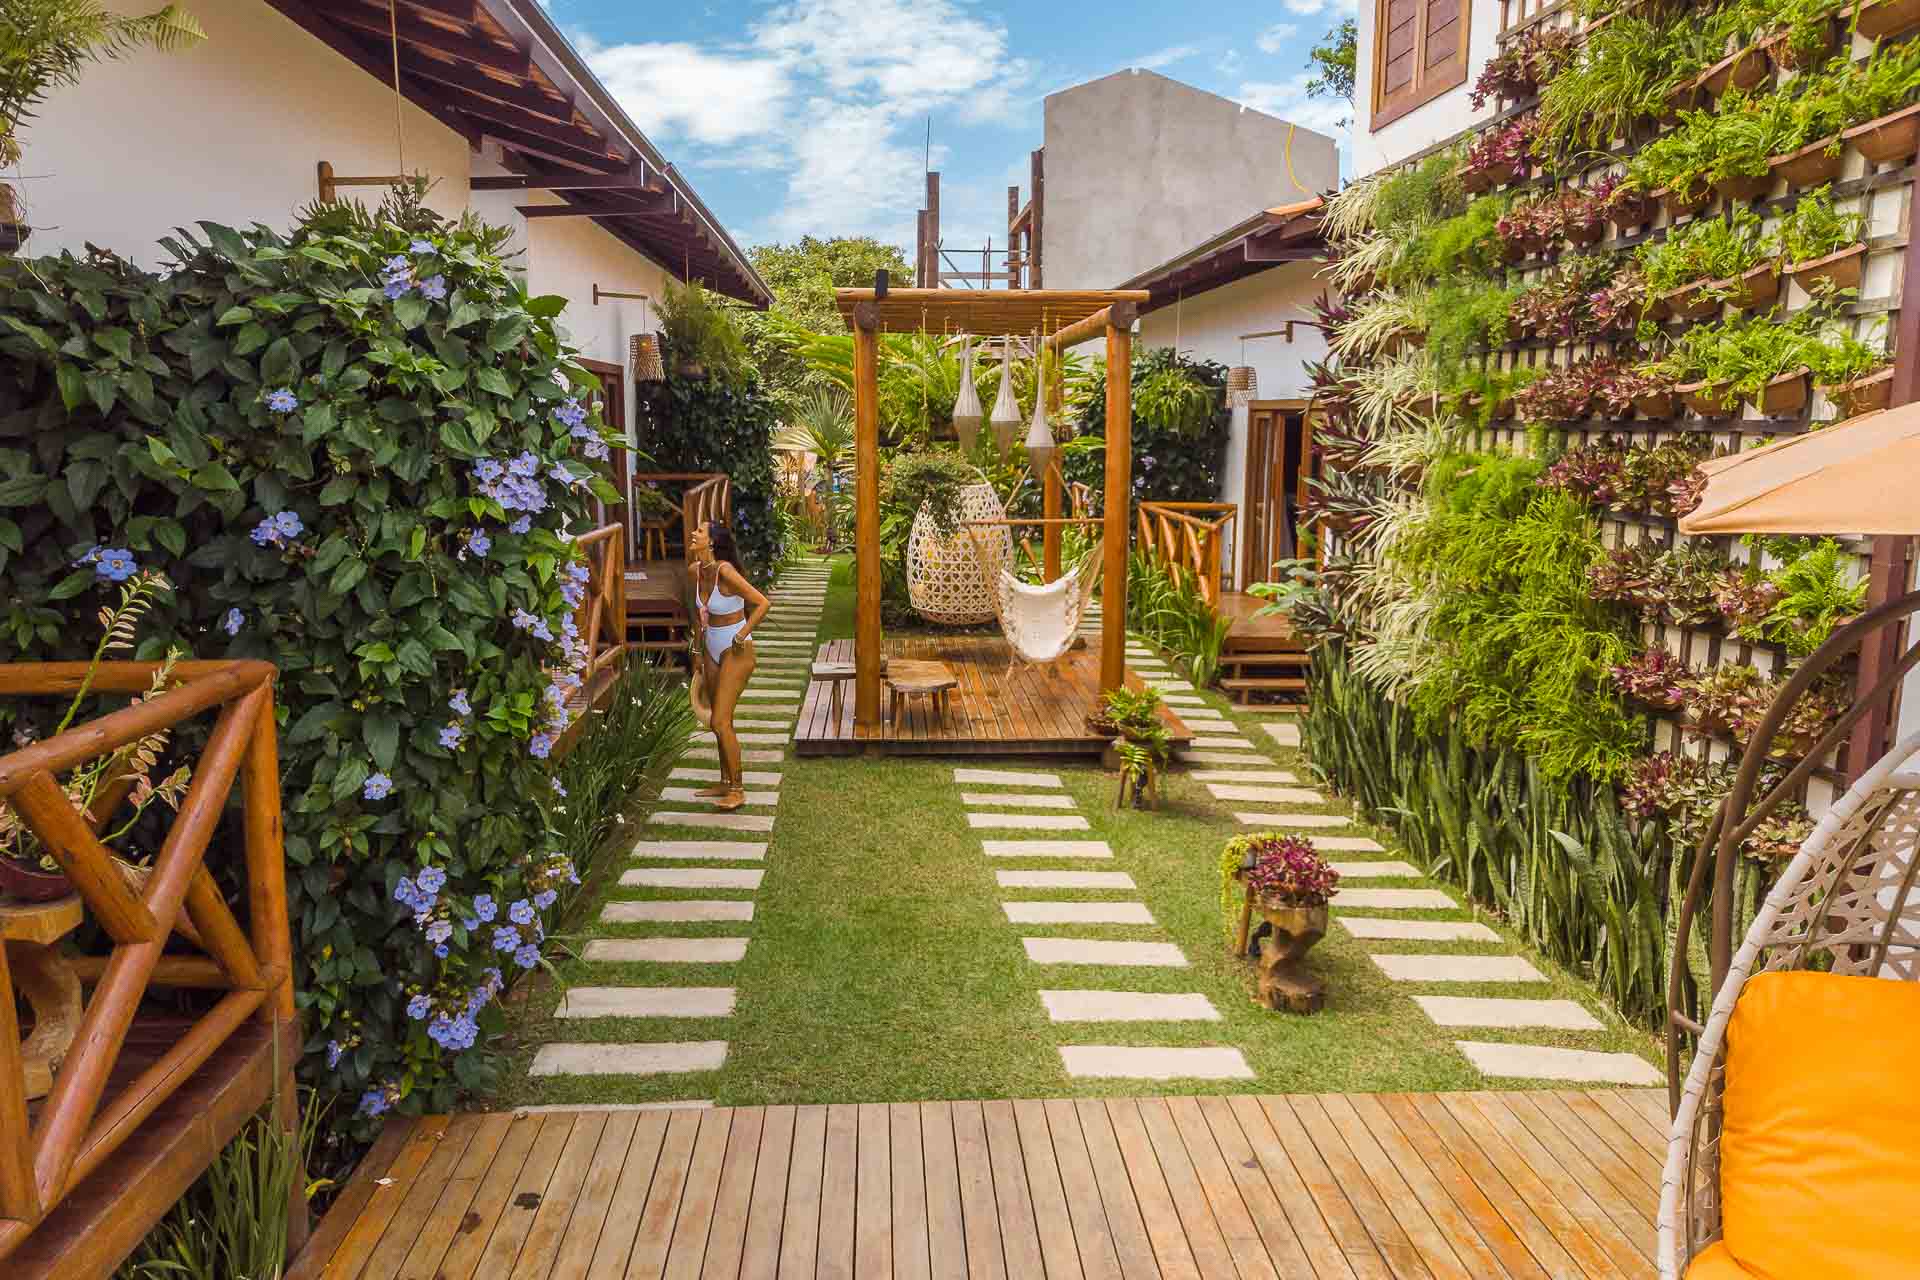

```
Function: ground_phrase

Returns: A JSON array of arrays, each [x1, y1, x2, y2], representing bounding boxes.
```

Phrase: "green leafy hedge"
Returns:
[[0, 191, 626, 1123], [1066, 347, 1230, 509], [632, 372, 784, 580]]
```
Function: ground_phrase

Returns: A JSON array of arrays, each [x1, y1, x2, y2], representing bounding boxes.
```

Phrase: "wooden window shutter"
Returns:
[[1371, 0, 1472, 130]]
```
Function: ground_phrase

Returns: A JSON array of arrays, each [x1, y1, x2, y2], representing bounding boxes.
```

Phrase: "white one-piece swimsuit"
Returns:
[[701, 573, 748, 664]]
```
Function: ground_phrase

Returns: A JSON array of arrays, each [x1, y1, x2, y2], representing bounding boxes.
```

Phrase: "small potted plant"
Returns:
[[1087, 686, 1171, 810], [1225, 833, 1341, 1014]]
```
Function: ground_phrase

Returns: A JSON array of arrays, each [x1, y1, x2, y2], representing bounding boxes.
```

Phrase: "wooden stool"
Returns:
[[886, 659, 958, 726], [1, 894, 85, 1098], [637, 519, 672, 562], [811, 660, 857, 721]]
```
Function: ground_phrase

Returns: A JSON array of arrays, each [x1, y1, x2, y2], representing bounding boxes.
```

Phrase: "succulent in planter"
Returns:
[[1464, 118, 1536, 192], [1609, 646, 1697, 711], [1470, 25, 1576, 109]]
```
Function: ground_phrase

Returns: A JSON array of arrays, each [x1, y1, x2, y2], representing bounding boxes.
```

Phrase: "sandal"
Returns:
[[714, 791, 748, 812]]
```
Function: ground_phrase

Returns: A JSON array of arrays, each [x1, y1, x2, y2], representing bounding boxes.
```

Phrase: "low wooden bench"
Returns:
[[811, 660, 857, 721]]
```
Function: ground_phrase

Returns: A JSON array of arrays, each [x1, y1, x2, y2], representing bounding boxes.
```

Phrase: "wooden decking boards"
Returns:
[[795, 636, 1192, 757], [295, 1090, 1665, 1279]]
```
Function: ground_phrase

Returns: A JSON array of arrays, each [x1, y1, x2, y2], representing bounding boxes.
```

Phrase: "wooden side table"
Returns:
[[1, 894, 85, 1099], [811, 660, 857, 721], [886, 659, 958, 726]]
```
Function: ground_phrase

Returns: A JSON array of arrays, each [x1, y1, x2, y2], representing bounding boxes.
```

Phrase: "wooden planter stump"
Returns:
[[1256, 904, 1328, 1014], [1789, 242, 1867, 294], [2, 896, 85, 1099]]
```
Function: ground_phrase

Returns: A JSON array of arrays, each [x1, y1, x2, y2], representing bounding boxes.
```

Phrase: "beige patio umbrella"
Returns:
[[1678, 403, 1920, 535]]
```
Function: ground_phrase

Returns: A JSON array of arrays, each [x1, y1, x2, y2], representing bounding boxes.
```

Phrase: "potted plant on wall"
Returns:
[[1087, 686, 1172, 809], [656, 278, 747, 382], [1221, 833, 1341, 1013], [0, 0, 206, 254]]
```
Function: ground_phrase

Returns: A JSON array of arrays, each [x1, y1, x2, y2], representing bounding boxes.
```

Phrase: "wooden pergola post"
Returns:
[[1043, 368, 1064, 581], [851, 302, 883, 729], [1101, 303, 1135, 692]]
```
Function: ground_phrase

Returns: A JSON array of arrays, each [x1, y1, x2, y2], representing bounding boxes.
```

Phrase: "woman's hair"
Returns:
[[707, 521, 746, 578]]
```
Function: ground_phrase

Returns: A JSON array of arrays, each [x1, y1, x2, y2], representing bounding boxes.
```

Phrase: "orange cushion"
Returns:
[[1683, 1240, 1756, 1279], [1716, 970, 1920, 1279]]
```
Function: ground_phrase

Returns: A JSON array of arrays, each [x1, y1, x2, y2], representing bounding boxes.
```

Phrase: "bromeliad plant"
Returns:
[[1236, 833, 1341, 908]]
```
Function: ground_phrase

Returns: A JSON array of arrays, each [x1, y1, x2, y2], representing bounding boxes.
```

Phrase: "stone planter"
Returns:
[[1760, 368, 1811, 417], [1255, 902, 1329, 1014], [1698, 44, 1771, 100], [1820, 367, 1895, 418], [1857, 0, 1920, 41], [1679, 380, 1739, 416], [1844, 102, 1920, 167], [1770, 135, 1844, 188], [1657, 185, 1710, 221], [1788, 242, 1866, 294]]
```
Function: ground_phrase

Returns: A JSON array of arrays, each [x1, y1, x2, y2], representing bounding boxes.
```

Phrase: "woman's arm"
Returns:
[[720, 563, 771, 639]]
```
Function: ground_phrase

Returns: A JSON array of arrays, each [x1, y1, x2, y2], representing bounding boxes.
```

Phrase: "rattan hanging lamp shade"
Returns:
[[989, 337, 1022, 455], [907, 482, 1010, 625], [952, 338, 984, 452], [1024, 342, 1054, 474], [630, 333, 665, 382]]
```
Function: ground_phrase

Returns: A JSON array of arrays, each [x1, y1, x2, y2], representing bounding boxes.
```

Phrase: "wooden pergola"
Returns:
[[833, 287, 1150, 731]]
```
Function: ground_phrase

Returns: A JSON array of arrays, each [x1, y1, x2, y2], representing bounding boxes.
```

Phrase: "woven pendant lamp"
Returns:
[[989, 336, 1022, 455], [630, 333, 665, 382], [952, 338, 984, 451], [1024, 342, 1054, 475]]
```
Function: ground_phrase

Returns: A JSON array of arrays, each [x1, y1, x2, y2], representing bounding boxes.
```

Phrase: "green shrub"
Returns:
[[1065, 347, 1231, 509], [632, 373, 785, 580], [0, 187, 627, 1122]]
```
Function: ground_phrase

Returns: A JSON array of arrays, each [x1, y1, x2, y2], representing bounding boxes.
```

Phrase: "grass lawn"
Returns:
[[500, 555, 1663, 1107]]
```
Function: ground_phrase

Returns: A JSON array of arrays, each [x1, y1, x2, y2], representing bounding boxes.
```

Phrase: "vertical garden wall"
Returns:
[[1290, 0, 1920, 1026]]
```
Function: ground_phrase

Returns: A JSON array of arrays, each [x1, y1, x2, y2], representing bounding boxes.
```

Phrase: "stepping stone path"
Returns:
[[530, 559, 827, 1089], [951, 758, 1252, 1082]]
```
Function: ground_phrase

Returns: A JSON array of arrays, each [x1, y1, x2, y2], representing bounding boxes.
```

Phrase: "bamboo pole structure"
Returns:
[[1102, 313, 1133, 692], [852, 302, 883, 729], [1043, 362, 1065, 581]]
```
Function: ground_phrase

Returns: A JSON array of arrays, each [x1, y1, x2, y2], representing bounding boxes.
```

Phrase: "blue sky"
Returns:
[[551, 0, 1356, 257]]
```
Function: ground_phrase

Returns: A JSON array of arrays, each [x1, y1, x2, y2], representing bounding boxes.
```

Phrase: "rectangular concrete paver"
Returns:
[[1455, 1041, 1663, 1085], [1040, 991, 1220, 1022], [686, 748, 786, 763], [1176, 708, 1226, 720], [1262, 722, 1303, 747], [1334, 887, 1457, 909], [660, 788, 780, 807], [1234, 812, 1351, 828], [1022, 938, 1187, 967], [648, 811, 776, 833], [557, 987, 736, 1018], [620, 868, 765, 891], [1003, 901, 1155, 925], [966, 813, 1091, 831], [1179, 751, 1268, 765], [1306, 836, 1387, 852], [995, 871, 1137, 890], [958, 792, 1078, 809], [530, 1041, 729, 1077], [1058, 1046, 1253, 1081], [1328, 860, 1422, 878], [983, 840, 1113, 859], [694, 729, 790, 742], [631, 840, 766, 862], [1338, 916, 1500, 941], [1206, 784, 1325, 804], [670, 768, 783, 786], [1413, 996, 1604, 1030], [1161, 695, 1206, 706], [1370, 954, 1547, 983], [954, 768, 1062, 787], [602, 901, 753, 924], [583, 938, 750, 964], [1191, 770, 1299, 784], [1190, 736, 1254, 749]]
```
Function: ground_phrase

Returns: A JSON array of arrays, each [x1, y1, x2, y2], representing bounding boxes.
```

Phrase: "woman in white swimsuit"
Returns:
[[688, 521, 770, 811]]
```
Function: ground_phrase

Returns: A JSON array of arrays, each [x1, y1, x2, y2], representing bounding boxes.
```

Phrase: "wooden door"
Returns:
[[1241, 400, 1308, 586]]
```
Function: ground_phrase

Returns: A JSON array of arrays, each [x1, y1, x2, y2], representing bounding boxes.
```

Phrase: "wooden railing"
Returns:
[[0, 660, 299, 1270], [555, 525, 629, 758], [628, 472, 732, 562], [1137, 502, 1238, 606]]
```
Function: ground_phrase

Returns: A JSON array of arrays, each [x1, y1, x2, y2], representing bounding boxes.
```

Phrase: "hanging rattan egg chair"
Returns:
[[906, 482, 1010, 625]]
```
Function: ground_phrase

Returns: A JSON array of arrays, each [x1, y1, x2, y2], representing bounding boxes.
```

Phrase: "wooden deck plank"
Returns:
[[1617, 1091, 1674, 1148], [1098, 1099, 1205, 1280], [545, 1113, 643, 1280], [663, 1108, 735, 1280], [322, 1117, 453, 1280], [1219, 1095, 1359, 1280], [510, 1112, 612, 1280], [1582, 1091, 1668, 1165], [395, 1112, 518, 1280], [627, 1108, 705, 1280], [1483, 1095, 1656, 1267], [1369, 1096, 1552, 1280], [1399, 1094, 1580, 1280], [1321, 1094, 1494, 1280], [586, 1110, 672, 1278], [981, 1100, 1048, 1279], [1161, 1095, 1283, 1280], [700, 1106, 766, 1280], [1284, 1096, 1430, 1279], [1194, 1095, 1323, 1278], [471, 1114, 579, 1277], [357, 1114, 486, 1280], [1516, 1090, 1662, 1201], [1042, 1099, 1125, 1280], [950, 1101, 1008, 1280], [1126, 1097, 1243, 1280], [777, 1106, 828, 1280], [854, 1103, 893, 1279], [739, 1105, 798, 1280], [917, 1103, 968, 1280], [818, 1104, 860, 1279], [889, 1103, 931, 1280], [1012, 1098, 1087, 1280], [1244, 1096, 1391, 1280]]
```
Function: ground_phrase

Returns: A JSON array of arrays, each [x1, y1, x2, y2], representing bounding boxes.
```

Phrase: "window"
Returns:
[[1372, 0, 1471, 130]]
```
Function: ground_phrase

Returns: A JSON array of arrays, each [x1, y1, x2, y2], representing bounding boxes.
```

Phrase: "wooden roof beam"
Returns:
[[394, 48, 568, 117], [434, 82, 605, 152], [516, 195, 671, 217], [480, 123, 621, 172], [471, 168, 664, 193], [329, 4, 530, 77]]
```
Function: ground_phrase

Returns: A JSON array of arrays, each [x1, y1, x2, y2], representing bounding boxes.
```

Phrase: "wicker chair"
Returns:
[[1658, 730, 1920, 1277]]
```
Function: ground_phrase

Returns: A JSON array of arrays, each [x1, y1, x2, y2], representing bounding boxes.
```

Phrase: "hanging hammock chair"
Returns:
[[965, 527, 1105, 666], [907, 482, 1010, 625]]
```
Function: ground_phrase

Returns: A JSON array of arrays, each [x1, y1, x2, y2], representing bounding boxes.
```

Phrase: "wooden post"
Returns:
[[852, 302, 883, 730], [1101, 305, 1135, 692], [1043, 361, 1064, 581]]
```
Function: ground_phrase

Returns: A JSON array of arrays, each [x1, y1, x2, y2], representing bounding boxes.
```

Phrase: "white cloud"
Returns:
[[1255, 23, 1299, 54], [1281, 0, 1358, 14], [1135, 44, 1201, 71], [582, 39, 791, 146]]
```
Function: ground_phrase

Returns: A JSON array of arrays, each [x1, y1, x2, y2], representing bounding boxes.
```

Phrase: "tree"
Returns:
[[1305, 17, 1357, 118], [741, 235, 913, 417]]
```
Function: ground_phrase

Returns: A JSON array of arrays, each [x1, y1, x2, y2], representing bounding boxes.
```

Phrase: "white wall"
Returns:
[[17, 0, 471, 263], [1136, 261, 1327, 524], [1354, 0, 1503, 174]]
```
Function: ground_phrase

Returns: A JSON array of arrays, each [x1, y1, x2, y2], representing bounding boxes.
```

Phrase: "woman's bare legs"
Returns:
[[694, 652, 729, 795], [710, 641, 756, 809]]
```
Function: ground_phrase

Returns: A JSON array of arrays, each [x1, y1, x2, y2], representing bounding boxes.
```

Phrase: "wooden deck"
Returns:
[[1216, 593, 1309, 706], [294, 1089, 1667, 1279], [794, 636, 1192, 757]]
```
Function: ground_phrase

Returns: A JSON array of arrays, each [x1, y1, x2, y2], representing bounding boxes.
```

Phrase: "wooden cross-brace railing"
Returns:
[[0, 661, 299, 1270], [1136, 502, 1238, 606], [554, 524, 630, 758]]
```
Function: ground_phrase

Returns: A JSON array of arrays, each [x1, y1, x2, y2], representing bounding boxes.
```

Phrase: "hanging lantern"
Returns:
[[952, 337, 983, 452], [989, 336, 1022, 455], [630, 333, 665, 383], [1024, 343, 1054, 476]]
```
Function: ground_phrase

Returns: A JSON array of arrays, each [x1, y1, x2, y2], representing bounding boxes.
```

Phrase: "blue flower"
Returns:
[[358, 1088, 390, 1117], [474, 894, 497, 922], [363, 772, 394, 800], [274, 510, 304, 539], [425, 919, 452, 944], [407, 993, 432, 1020], [551, 777, 567, 797], [265, 388, 299, 413], [548, 464, 571, 484], [583, 438, 610, 461], [449, 689, 472, 716], [95, 548, 138, 581], [513, 943, 541, 970], [529, 733, 553, 759], [464, 529, 490, 557], [383, 278, 411, 301], [73, 546, 102, 566], [508, 451, 538, 478], [508, 898, 535, 925], [417, 866, 447, 894], [461, 915, 478, 930], [473, 458, 504, 483], [222, 607, 244, 636], [553, 398, 587, 428], [508, 515, 531, 535], [434, 943, 449, 958], [533, 888, 557, 909], [410, 239, 434, 254], [326, 1040, 345, 1068], [530, 617, 553, 642], [492, 925, 520, 952], [511, 608, 538, 632], [438, 722, 463, 750], [419, 275, 448, 301], [384, 255, 411, 273]]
